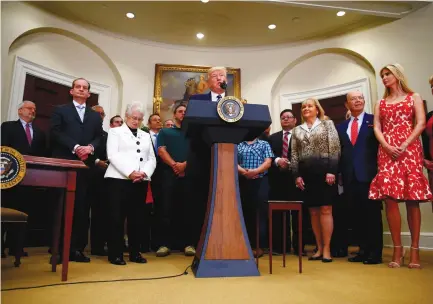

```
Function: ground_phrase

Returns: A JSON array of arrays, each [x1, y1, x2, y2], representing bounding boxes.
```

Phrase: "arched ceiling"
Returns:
[[28, 1, 429, 47]]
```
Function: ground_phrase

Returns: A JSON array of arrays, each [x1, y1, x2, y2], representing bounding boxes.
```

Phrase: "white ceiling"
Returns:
[[28, 1, 430, 47]]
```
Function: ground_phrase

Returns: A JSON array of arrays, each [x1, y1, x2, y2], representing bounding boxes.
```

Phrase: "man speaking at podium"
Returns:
[[186, 66, 227, 249]]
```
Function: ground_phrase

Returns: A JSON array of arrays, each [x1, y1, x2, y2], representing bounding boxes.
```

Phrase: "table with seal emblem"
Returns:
[[182, 97, 271, 278], [1, 147, 87, 282]]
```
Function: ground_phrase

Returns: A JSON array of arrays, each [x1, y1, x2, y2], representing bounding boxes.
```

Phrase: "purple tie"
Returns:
[[25, 123, 32, 146]]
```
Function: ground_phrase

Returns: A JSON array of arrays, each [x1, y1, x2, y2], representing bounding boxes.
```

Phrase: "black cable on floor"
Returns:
[[1, 264, 192, 292]]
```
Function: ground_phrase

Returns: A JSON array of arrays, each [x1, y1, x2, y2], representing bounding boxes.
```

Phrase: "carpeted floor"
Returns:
[[1, 247, 432, 304]]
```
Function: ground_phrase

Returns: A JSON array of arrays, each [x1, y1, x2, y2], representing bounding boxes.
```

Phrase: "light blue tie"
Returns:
[[76, 105, 85, 122]]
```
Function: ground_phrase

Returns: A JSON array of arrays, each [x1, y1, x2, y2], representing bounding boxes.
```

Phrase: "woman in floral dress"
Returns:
[[369, 64, 432, 269]]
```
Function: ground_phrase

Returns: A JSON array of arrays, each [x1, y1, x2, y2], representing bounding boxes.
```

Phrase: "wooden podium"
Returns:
[[20, 155, 87, 281], [182, 100, 271, 278]]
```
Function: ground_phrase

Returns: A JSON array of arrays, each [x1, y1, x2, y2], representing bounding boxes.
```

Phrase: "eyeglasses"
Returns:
[[281, 116, 295, 120], [128, 116, 143, 122], [21, 106, 36, 111], [349, 96, 364, 101]]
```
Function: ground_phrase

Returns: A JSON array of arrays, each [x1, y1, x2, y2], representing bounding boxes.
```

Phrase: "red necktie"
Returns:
[[25, 123, 32, 146], [282, 131, 289, 158], [351, 117, 358, 145]]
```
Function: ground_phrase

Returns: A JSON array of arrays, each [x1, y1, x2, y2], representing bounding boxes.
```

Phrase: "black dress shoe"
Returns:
[[69, 251, 91, 263], [109, 257, 126, 265], [308, 255, 323, 261], [322, 258, 333, 263], [91, 248, 108, 256], [363, 257, 382, 265], [129, 253, 147, 263], [348, 255, 365, 263]]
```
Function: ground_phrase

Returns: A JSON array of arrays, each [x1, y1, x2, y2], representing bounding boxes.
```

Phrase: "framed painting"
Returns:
[[153, 64, 241, 123]]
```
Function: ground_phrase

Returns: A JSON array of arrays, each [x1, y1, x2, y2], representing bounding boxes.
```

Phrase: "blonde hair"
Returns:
[[207, 66, 227, 78], [345, 110, 351, 120], [300, 98, 325, 123], [380, 63, 414, 99]]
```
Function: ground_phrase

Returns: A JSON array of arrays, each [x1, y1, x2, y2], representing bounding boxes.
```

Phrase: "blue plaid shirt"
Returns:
[[237, 139, 274, 178]]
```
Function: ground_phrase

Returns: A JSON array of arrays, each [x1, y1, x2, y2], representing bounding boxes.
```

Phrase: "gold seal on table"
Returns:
[[0, 146, 26, 189], [217, 96, 244, 123]]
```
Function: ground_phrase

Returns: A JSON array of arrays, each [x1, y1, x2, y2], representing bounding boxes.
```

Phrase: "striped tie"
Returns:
[[282, 131, 289, 158]]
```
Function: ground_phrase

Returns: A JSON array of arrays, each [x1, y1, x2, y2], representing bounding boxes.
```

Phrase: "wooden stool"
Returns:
[[1, 207, 28, 267], [268, 200, 303, 274]]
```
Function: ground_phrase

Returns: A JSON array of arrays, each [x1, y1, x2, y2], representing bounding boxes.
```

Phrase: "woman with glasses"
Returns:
[[105, 102, 156, 265], [369, 65, 431, 269]]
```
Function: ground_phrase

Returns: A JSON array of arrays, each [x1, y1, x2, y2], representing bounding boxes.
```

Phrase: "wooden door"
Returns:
[[291, 95, 347, 124]]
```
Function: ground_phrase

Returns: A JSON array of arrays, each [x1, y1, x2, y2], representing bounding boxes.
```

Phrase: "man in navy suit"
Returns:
[[337, 91, 383, 264], [50, 78, 103, 262], [184, 66, 227, 249], [1, 100, 47, 257]]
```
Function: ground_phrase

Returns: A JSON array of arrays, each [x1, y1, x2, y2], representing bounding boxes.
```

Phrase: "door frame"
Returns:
[[279, 77, 372, 114], [8, 56, 112, 128]]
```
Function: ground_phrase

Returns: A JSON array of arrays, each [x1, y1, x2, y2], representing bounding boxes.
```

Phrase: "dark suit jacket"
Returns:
[[421, 111, 433, 161], [50, 103, 103, 164], [268, 130, 296, 200], [1, 119, 47, 156], [337, 113, 378, 186], [95, 130, 108, 162], [185, 92, 214, 179]]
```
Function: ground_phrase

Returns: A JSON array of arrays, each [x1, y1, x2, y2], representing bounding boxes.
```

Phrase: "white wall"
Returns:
[[274, 52, 377, 114], [5, 32, 119, 124], [2, 2, 433, 241]]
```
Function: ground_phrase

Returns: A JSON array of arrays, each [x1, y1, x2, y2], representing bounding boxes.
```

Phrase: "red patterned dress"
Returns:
[[369, 93, 432, 202]]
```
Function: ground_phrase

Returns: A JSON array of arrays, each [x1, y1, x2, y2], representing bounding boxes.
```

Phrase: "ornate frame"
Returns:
[[153, 64, 241, 117]]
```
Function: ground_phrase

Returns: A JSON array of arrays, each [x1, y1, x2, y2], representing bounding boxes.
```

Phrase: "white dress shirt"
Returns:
[[275, 129, 293, 166], [19, 118, 33, 139], [211, 91, 225, 102], [105, 123, 156, 180], [346, 111, 365, 141]]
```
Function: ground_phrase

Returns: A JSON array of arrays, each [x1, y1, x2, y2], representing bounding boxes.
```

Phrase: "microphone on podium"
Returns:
[[219, 81, 227, 90]]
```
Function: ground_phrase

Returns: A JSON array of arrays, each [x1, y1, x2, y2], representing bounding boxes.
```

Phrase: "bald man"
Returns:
[[336, 91, 383, 265]]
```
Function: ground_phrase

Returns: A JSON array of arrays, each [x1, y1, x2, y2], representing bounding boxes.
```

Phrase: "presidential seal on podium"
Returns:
[[217, 96, 244, 123], [1, 146, 26, 189]]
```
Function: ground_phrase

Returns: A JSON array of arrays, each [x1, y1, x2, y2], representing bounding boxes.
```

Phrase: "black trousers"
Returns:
[[346, 180, 383, 258], [106, 178, 148, 259], [89, 168, 108, 251], [331, 193, 349, 253], [70, 170, 92, 252], [239, 175, 269, 248], [154, 170, 195, 250]]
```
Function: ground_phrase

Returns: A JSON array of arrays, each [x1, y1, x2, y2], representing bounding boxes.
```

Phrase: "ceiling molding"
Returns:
[[269, 1, 430, 18]]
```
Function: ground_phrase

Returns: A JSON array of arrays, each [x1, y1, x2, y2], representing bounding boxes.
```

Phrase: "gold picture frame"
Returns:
[[153, 64, 241, 123]]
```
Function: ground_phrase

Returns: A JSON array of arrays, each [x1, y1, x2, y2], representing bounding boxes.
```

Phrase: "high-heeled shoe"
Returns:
[[388, 246, 404, 268], [408, 247, 422, 269]]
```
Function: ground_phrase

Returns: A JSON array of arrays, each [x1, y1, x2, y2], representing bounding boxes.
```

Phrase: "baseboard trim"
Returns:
[[383, 232, 433, 250]]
